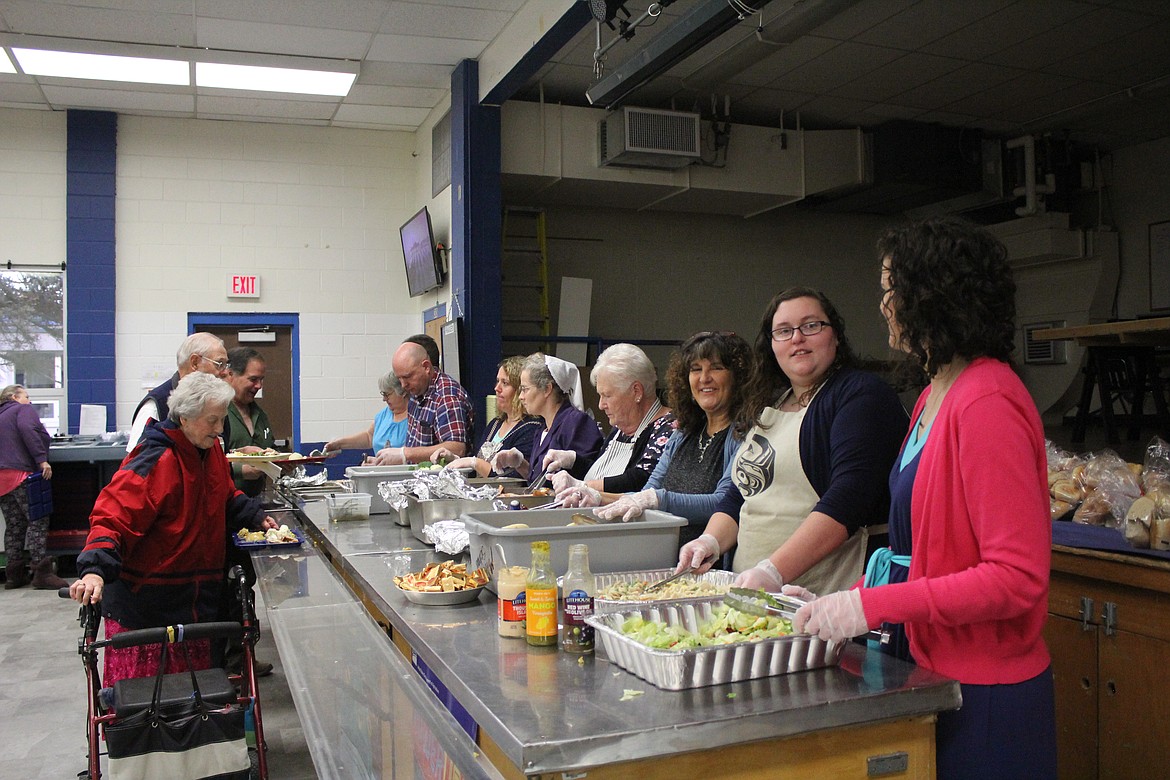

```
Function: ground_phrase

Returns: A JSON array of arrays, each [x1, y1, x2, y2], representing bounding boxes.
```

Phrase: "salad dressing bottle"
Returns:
[[561, 543, 595, 654], [525, 540, 558, 647]]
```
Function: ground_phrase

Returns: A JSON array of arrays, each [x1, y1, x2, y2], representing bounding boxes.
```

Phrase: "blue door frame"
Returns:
[[187, 312, 301, 449]]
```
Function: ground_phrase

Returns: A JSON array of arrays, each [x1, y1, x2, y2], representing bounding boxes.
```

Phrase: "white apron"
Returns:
[[583, 400, 663, 482], [731, 399, 868, 596]]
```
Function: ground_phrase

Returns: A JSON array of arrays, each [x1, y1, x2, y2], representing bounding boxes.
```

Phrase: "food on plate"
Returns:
[[618, 604, 792, 650], [596, 577, 730, 602], [228, 447, 281, 457], [501, 523, 530, 530], [236, 524, 298, 544], [394, 561, 489, 593]]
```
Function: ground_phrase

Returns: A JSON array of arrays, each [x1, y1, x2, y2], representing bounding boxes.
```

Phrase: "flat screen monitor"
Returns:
[[399, 206, 443, 297]]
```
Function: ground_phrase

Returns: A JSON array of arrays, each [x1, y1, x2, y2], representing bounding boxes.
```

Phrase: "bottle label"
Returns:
[[499, 591, 526, 623], [563, 589, 594, 649], [526, 587, 558, 638]]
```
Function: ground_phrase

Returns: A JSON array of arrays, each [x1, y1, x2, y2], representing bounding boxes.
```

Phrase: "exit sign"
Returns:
[[227, 274, 260, 299]]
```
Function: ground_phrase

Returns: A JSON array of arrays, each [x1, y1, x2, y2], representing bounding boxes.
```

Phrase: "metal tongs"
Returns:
[[643, 565, 697, 593], [724, 587, 886, 643]]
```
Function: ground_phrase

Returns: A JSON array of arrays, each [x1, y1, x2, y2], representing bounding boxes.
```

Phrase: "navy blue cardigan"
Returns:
[[714, 368, 907, 534]]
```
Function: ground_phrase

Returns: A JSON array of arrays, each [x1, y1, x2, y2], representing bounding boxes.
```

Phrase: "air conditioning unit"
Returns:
[[598, 107, 701, 170]]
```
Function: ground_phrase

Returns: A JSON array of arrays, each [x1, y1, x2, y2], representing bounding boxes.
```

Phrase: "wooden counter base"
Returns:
[[479, 715, 936, 780]]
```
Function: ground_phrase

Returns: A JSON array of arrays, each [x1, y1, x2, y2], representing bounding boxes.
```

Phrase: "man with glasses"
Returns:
[[126, 332, 229, 452]]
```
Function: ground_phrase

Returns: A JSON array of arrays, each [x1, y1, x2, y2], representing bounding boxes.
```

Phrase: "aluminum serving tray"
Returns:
[[588, 568, 737, 615], [585, 597, 845, 691]]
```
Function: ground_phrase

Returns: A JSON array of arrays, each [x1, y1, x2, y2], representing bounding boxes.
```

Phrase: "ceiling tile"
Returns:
[[942, 70, 1080, 116], [357, 61, 452, 89], [380, 1, 512, 40], [367, 33, 486, 65], [985, 6, 1154, 70], [766, 41, 903, 93], [921, 0, 1093, 61], [347, 84, 445, 108], [728, 35, 841, 87], [0, 80, 55, 104], [408, 0, 526, 11], [791, 93, 874, 126], [196, 0, 390, 30], [196, 93, 338, 120], [994, 79, 1119, 125], [42, 84, 194, 112], [0, 0, 193, 45], [829, 52, 963, 102], [196, 17, 374, 58], [1042, 19, 1170, 82], [333, 103, 432, 125], [853, 0, 1017, 50], [806, 0, 920, 41], [892, 61, 1022, 110]]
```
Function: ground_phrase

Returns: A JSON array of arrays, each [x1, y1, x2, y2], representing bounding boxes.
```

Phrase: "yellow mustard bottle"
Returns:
[[525, 540, 558, 647]]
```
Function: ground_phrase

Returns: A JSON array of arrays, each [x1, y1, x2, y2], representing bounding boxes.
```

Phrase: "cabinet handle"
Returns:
[[1101, 601, 1117, 636], [1080, 596, 1095, 631]]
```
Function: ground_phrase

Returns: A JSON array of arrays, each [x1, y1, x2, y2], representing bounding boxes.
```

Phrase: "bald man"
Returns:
[[126, 332, 229, 452], [373, 341, 473, 465]]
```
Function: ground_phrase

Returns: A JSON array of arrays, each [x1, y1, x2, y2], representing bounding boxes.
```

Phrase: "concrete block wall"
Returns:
[[114, 116, 429, 442], [0, 109, 66, 264]]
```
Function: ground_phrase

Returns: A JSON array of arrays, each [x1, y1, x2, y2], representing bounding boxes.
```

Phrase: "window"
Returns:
[[0, 270, 65, 434]]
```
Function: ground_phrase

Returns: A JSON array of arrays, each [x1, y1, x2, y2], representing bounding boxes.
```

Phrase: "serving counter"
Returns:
[[261, 494, 960, 779]]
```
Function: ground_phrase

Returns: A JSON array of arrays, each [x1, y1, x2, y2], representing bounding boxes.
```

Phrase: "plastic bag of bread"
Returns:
[[1073, 450, 1140, 527], [1124, 495, 1156, 549], [1143, 437, 1170, 514], [1046, 440, 1086, 519]]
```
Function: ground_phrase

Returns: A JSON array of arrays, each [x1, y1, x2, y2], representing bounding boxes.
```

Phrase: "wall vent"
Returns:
[[1022, 321, 1067, 365], [599, 106, 701, 170]]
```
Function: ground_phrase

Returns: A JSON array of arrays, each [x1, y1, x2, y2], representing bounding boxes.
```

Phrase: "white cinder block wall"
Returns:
[[0, 109, 66, 266], [115, 114, 449, 443]]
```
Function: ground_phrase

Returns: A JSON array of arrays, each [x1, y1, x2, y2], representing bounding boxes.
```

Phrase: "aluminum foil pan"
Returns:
[[583, 569, 737, 615], [585, 598, 845, 690]]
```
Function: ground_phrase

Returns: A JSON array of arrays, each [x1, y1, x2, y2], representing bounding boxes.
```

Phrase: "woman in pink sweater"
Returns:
[[793, 217, 1056, 779]]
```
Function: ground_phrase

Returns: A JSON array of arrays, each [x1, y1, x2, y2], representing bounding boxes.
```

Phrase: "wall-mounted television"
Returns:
[[399, 206, 443, 297]]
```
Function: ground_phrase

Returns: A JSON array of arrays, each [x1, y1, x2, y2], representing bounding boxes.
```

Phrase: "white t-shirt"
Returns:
[[126, 398, 159, 453]]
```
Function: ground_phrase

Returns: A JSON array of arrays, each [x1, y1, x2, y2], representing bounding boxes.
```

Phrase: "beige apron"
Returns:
[[731, 399, 868, 595]]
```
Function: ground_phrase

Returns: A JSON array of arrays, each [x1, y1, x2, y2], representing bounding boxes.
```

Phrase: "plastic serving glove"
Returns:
[[444, 457, 477, 472], [676, 533, 720, 573], [794, 589, 868, 642], [780, 583, 818, 602], [734, 558, 784, 591], [541, 448, 577, 474], [373, 447, 406, 466], [558, 484, 601, 508], [550, 470, 582, 494], [491, 447, 525, 472], [595, 489, 658, 522]]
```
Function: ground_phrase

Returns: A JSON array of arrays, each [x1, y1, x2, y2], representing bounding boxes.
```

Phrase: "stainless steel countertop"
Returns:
[[296, 498, 963, 776]]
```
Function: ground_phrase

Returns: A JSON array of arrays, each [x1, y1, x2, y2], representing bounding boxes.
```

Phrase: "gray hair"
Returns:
[[0, 384, 25, 403], [176, 332, 226, 367], [522, 353, 565, 401], [591, 343, 657, 394], [378, 371, 404, 396], [168, 372, 234, 422]]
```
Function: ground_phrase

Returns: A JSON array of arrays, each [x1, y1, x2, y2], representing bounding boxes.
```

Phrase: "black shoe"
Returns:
[[254, 660, 273, 677]]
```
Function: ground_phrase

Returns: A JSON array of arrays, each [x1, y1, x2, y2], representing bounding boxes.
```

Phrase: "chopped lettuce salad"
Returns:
[[618, 605, 792, 650]]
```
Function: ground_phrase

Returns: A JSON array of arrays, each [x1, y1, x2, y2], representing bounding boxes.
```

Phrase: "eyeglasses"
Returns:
[[198, 355, 229, 370], [771, 321, 831, 341]]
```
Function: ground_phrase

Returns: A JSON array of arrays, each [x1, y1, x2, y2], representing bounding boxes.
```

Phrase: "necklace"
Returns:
[[697, 430, 715, 462]]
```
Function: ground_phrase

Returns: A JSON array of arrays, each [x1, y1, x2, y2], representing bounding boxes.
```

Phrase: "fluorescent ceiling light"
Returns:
[[13, 48, 188, 85], [196, 62, 355, 97], [0, 50, 15, 74]]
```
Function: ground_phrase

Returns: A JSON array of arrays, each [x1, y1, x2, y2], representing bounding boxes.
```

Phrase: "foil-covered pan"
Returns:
[[585, 597, 844, 690], [587, 568, 737, 615]]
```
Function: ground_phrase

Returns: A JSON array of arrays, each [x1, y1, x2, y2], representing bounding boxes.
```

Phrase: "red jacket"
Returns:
[[78, 421, 264, 629], [860, 358, 1051, 685]]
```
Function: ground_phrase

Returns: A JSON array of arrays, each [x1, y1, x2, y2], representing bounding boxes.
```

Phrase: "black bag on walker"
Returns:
[[105, 643, 249, 780]]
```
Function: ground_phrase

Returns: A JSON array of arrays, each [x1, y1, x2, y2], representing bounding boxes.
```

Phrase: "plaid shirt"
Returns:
[[405, 370, 474, 449]]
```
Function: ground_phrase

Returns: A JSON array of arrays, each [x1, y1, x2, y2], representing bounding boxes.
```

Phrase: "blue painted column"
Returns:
[[65, 110, 117, 434], [450, 60, 502, 429]]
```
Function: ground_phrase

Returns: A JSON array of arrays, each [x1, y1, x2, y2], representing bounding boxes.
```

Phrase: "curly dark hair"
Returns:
[[739, 286, 858, 432], [665, 331, 753, 437], [877, 216, 1016, 376]]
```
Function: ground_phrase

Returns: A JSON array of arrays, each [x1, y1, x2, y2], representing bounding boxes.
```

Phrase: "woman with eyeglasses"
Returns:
[[792, 219, 1055, 779], [677, 286, 907, 596], [437, 356, 542, 479], [324, 372, 409, 457], [559, 332, 752, 549]]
